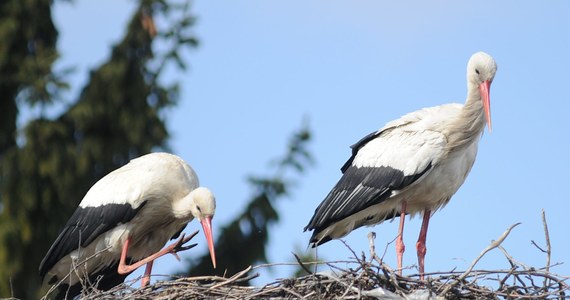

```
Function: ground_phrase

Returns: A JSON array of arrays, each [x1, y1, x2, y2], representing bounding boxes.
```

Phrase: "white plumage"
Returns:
[[39, 152, 217, 299], [305, 52, 497, 279]]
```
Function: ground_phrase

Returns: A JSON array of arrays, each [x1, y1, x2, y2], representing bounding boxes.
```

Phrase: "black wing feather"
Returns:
[[39, 202, 147, 279], [340, 130, 381, 173], [305, 163, 431, 235]]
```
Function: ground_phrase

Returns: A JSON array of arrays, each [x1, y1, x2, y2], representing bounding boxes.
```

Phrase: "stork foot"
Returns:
[[117, 230, 199, 275], [165, 231, 199, 261]]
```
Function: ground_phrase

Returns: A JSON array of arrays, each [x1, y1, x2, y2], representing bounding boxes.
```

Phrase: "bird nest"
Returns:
[[77, 221, 568, 300]]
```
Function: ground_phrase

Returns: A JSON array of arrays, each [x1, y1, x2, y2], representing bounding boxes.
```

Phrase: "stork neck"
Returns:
[[445, 82, 486, 152], [172, 193, 194, 220]]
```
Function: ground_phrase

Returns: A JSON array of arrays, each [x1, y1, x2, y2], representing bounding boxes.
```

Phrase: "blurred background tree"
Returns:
[[0, 0, 198, 298], [0, 0, 60, 155]]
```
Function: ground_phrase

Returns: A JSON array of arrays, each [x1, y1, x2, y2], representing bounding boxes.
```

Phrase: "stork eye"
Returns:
[[196, 206, 202, 212], [475, 69, 480, 75]]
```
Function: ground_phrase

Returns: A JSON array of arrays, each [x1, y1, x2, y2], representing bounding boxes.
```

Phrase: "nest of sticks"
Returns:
[[78, 213, 568, 300]]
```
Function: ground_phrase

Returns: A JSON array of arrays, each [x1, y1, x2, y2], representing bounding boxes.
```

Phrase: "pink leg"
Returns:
[[117, 232, 197, 276], [141, 261, 153, 287], [416, 209, 431, 280], [395, 201, 407, 276]]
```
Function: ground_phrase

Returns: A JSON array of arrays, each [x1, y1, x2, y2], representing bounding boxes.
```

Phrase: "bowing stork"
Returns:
[[305, 52, 497, 279], [39, 152, 217, 299]]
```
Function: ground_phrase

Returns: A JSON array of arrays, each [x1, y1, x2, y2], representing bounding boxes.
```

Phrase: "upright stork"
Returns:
[[39, 152, 217, 299], [305, 52, 497, 279]]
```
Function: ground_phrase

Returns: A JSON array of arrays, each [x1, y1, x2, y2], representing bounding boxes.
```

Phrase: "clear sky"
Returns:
[[50, 0, 569, 286]]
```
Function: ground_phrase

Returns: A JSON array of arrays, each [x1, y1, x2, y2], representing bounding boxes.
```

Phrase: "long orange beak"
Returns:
[[200, 216, 217, 269], [479, 80, 492, 132]]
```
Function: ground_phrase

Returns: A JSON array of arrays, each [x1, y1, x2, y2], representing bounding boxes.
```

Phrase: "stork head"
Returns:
[[188, 187, 217, 269], [467, 52, 497, 131]]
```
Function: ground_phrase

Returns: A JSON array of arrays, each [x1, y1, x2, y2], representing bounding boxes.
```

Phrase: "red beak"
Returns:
[[479, 80, 492, 132], [200, 216, 216, 269]]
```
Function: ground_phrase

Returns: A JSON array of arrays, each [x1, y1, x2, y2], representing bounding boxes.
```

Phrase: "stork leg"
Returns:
[[416, 209, 431, 280], [117, 232, 198, 278], [395, 201, 407, 276], [141, 261, 153, 287]]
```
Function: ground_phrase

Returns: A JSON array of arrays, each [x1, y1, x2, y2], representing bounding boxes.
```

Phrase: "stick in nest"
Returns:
[[367, 231, 407, 295], [440, 222, 521, 295], [209, 266, 253, 289], [293, 252, 314, 275]]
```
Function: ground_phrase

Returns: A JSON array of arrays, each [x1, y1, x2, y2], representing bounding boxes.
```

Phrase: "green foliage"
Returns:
[[180, 122, 313, 283], [0, 1, 198, 298], [0, 0, 60, 154]]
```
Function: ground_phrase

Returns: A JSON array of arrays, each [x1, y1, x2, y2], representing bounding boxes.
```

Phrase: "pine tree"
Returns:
[[0, 1, 198, 298], [0, 0, 62, 155]]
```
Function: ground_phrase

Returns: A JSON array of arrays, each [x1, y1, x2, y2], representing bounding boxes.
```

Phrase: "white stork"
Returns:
[[39, 152, 217, 299], [305, 52, 497, 279]]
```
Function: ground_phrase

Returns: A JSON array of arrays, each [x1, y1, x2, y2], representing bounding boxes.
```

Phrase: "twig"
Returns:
[[41, 245, 113, 300], [340, 239, 359, 262], [541, 209, 552, 289], [281, 286, 305, 298], [367, 231, 408, 296], [292, 252, 314, 275], [10, 277, 14, 299], [440, 222, 521, 295], [381, 234, 399, 262], [367, 232, 381, 264], [251, 259, 351, 270], [209, 265, 253, 289]]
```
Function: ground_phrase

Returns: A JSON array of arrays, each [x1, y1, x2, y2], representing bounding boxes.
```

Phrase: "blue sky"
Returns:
[[49, 0, 570, 286]]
